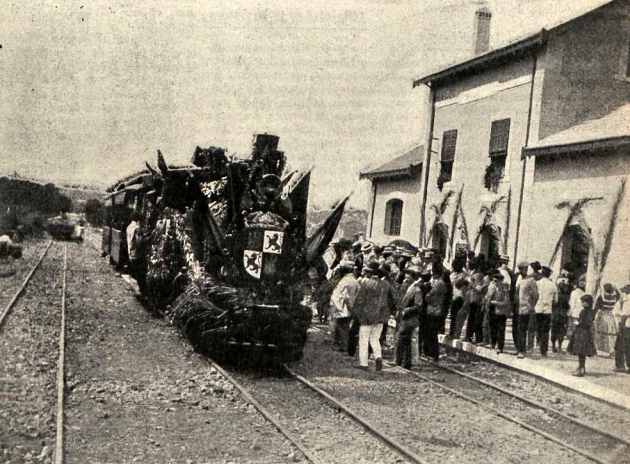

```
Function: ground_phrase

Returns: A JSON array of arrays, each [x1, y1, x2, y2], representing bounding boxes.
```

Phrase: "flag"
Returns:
[[286, 170, 311, 240], [303, 195, 350, 265]]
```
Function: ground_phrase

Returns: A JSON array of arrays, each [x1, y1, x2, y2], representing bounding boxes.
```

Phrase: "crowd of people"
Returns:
[[309, 238, 630, 377]]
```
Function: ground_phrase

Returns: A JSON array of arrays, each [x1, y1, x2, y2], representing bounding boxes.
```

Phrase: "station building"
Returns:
[[361, 0, 630, 291]]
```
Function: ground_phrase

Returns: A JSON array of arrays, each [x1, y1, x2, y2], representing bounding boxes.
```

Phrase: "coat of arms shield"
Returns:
[[242, 230, 285, 279]]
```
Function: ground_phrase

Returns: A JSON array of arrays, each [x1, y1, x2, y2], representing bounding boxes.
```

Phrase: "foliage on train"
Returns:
[[103, 134, 348, 362]]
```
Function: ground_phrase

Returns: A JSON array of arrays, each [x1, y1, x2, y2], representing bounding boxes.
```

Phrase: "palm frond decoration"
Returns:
[[459, 199, 470, 247], [473, 195, 506, 250], [548, 196, 604, 267], [502, 187, 512, 254], [428, 190, 455, 249], [448, 185, 465, 260], [594, 177, 627, 293]]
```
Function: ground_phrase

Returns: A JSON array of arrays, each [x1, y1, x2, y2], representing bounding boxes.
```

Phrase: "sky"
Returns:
[[0, 0, 607, 208]]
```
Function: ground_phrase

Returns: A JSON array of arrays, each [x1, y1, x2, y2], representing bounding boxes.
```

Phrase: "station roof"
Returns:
[[523, 103, 630, 157], [359, 145, 424, 181], [413, 0, 617, 88]]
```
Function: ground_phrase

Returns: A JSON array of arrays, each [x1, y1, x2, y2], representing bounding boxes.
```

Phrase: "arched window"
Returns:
[[384, 199, 403, 236]]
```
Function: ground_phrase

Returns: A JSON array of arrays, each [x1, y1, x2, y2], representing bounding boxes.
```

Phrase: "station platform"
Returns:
[[437, 323, 630, 411]]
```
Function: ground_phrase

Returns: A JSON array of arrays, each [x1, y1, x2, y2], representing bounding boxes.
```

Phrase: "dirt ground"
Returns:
[[62, 240, 301, 464]]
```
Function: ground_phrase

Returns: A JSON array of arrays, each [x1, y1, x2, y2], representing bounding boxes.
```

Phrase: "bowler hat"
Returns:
[[404, 265, 423, 276], [364, 260, 380, 275]]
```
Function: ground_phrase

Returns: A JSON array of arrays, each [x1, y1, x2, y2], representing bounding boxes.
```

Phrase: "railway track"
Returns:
[[0, 240, 68, 464], [406, 355, 630, 464], [309, 323, 627, 464], [210, 360, 428, 464]]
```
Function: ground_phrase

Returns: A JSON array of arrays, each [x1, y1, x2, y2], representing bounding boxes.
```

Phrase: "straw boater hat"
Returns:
[[382, 245, 395, 256], [397, 246, 414, 258], [361, 241, 373, 253], [499, 254, 510, 264]]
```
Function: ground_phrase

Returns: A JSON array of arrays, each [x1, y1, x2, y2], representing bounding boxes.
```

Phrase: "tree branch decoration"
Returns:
[[427, 190, 455, 245], [483, 159, 505, 193], [594, 177, 627, 294], [473, 195, 505, 251], [502, 187, 512, 254], [548, 196, 603, 269]]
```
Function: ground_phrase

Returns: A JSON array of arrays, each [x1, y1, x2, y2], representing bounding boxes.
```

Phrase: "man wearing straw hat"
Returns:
[[351, 260, 399, 371]]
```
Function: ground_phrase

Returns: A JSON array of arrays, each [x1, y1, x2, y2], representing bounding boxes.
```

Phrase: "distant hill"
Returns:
[[307, 207, 367, 241], [58, 186, 104, 204]]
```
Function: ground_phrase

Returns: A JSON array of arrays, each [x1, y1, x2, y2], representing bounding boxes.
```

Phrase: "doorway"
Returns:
[[561, 224, 590, 280], [432, 223, 448, 260], [479, 224, 501, 261]]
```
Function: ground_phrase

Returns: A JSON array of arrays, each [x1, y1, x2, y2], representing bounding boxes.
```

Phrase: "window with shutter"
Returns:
[[441, 130, 458, 162], [489, 118, 511, 156], [384, 199, 403, 236], [438, 129, 457, 189]]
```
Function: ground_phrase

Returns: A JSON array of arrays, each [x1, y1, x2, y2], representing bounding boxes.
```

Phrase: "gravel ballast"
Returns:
[[289, 329, 595, 464], [0, 240, 64, 464], [61, 241, 302, 464]]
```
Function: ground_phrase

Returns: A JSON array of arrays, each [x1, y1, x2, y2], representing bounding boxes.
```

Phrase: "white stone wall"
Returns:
[[367, 176, 423, 246], [422, 56, 535, 263], [524, 150, 630, 291]]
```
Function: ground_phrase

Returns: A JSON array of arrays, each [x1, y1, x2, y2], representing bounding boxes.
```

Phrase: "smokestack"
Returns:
[[472, 7, 492, 55]]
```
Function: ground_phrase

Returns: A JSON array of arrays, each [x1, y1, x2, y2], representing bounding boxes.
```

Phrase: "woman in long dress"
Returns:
[[594, 283, 620, 355]]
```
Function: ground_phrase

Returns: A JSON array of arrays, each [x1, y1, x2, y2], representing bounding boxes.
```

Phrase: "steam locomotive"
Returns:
[[102, 134, 347, 363]]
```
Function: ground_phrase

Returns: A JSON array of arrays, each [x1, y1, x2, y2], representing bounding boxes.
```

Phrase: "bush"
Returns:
[[47, 221, 75, 240], [85, 198, 106, 226]]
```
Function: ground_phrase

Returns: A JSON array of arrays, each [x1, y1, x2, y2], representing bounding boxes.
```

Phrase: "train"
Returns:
[[101, 134, 347, 363]]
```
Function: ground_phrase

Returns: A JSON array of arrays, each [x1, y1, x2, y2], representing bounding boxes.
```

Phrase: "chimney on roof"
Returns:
[[472, 7, 492, 55]]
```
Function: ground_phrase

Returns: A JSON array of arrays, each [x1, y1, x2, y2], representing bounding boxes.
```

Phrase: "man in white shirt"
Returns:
[[534, 266, 557, 357], [330, 261, 359, 352]]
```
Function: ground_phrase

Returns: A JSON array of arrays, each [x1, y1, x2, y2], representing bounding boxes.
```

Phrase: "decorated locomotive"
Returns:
[[103, 134, 347, 362]]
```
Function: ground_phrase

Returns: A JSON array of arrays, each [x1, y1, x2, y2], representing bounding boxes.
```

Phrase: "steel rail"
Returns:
[[383, 359, 611, 464], [416, 356, 630, 448], [54, 243, 68, 464], [208, 360, 320, 464], [286, 366, 429, 464], [311, 323, 623, 463], [0, 239, 54, 332]]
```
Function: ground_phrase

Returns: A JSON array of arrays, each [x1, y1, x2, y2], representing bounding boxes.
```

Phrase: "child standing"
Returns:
[[567, 294, 597, 377]]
